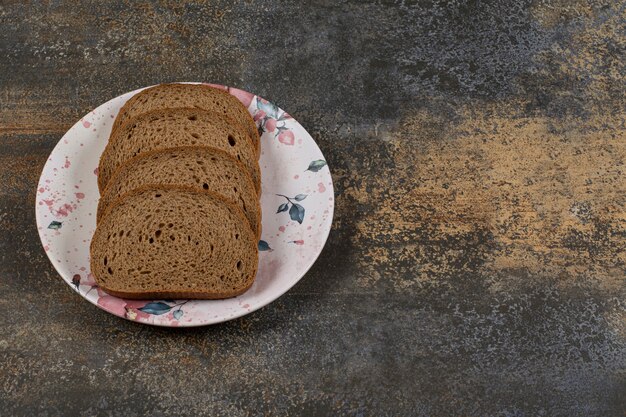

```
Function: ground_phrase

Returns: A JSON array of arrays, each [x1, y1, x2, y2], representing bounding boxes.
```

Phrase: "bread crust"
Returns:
[[91, 185, 258, 300], [98, 107, 261, 193], [111, 83, 260, 156], [97, 145, 262, 238]]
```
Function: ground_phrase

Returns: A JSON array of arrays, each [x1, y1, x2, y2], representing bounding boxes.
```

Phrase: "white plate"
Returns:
[[35, 83, 334, 327]]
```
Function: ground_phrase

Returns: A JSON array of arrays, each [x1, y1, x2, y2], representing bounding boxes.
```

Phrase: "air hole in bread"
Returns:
[[236, 261, 242, 271], [159, 223, 165, 227], [107, 267, 113, 275], [188, 115, 197, 121], [168, 223, 173, 228], [228, 135, 236, 146], [155, 230, 162, 238], [237, 155, 241, 161], [202, 183, 209, 190], [233, 187, 237, 192], [210, 244, 214, 251], [191, 133, 199, 139], [235, 233, 239, 240], [103, 256, 108, 265], [149, 237, 154, 244], [155, 194, 162, 198], [170, 235, 175, 241]]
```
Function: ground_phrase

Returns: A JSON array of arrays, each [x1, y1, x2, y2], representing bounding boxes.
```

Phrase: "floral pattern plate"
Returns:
[[35, 83, 334, 327]]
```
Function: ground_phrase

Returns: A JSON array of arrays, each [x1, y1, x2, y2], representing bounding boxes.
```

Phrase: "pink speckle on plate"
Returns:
[[278, 131, 295, 146]]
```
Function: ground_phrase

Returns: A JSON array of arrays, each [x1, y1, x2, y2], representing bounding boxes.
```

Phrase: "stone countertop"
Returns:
[[1, 1, 624, 416]]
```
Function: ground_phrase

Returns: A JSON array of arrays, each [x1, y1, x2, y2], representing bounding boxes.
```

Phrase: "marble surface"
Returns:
[[0, 1, 624, 415]]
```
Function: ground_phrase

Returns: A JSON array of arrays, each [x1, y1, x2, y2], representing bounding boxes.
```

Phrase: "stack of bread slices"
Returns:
[[90, 84, 261, 299]]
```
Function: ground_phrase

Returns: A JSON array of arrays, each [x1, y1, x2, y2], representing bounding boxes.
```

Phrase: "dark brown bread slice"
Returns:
[[98, 108, 261, 194], [112, 83, 260, 156], [90, 185, 258, 300], [97, 146, 262, 238]]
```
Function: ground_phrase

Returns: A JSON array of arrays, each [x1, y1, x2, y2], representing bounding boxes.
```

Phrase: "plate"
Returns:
[[35, 83, 334, 327]]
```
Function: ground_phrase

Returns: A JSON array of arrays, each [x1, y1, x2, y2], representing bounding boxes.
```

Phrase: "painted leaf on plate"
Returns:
[[256, 97, 279, 119], [294, 194, 307, 201], [173, 309, 184, 320], [306, 160, 327, 172], [139, 302, 172, 315], [277, 203, 289, 213], [48, 221, 62, 230], [289, 203, 305, 224], [72, 274, 81, 289], [258, 240, 272, 251]]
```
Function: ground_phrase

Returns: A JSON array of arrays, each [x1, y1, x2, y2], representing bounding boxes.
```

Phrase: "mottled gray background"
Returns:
[[1, 1, 625, 416]]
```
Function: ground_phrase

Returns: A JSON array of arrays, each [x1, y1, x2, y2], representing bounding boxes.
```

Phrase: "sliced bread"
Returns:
[[112, 83, 260, 156], [97, 146, 262, 238], [98, 108, 261, 194], [90, 185, 258, 299]]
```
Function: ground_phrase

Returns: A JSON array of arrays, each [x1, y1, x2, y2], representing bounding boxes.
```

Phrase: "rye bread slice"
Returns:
[[97, 146, 262, 238], [90, 185, 258, 300], [112, 83, 260, 156], [98, 108, 261, 194]]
